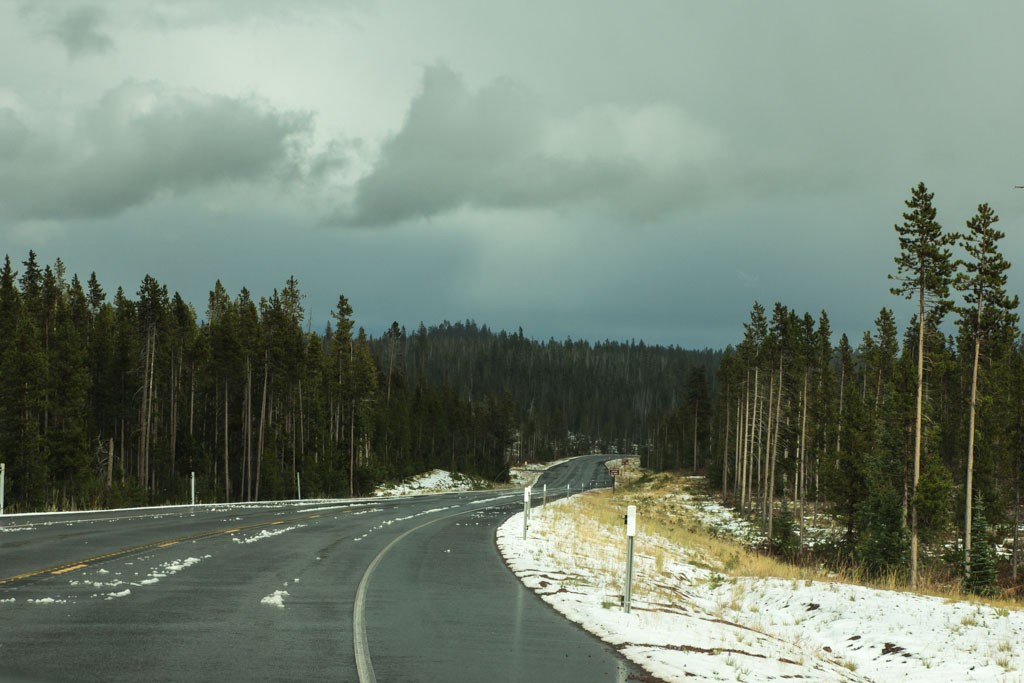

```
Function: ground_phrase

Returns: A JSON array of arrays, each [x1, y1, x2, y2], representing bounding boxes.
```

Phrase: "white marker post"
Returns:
[[542, 483, 547, 508], [523, 486, 531, 539], [190, 471, 196, 506], [296, 472, 302, 501], [624, 504, 636, 614], [0, 462, 5, 515]]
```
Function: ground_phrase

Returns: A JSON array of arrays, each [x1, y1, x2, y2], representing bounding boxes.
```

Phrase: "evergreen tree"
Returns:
[[963, 494, 999, 597], [889, 181, 957, 587], [953, 203, 1018, 579], [47, 297, 93, 506], [856, 448, 909, 577]]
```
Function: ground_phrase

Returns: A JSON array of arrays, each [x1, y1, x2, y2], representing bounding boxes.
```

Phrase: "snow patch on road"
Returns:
[[232, 524, 306, 544], [352, 506, 460, 542], [65, 555, 211, 600], [261, 590, 289, 608]]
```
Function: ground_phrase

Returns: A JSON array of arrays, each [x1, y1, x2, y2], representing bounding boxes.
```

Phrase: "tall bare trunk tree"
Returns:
[[889, 182, 956, 588], [953, 203, 1018, 579]]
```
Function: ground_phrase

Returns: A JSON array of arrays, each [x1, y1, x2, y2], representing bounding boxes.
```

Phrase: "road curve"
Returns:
[[0, 455, 647, 682]]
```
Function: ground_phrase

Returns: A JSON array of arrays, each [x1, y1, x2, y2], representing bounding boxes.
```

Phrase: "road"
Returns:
[[0, 455, 647, 682]]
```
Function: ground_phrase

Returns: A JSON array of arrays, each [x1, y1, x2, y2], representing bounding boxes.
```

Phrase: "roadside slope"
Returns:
[[497, 474, 1024, 682]]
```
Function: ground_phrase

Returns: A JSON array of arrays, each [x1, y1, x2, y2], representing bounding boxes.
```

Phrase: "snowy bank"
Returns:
[[497, 491, 1024, 682], [372, 469, 489, 496]]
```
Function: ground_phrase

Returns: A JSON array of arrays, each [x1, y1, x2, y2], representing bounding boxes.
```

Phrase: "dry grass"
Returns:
[[550, 469, 1023, 611]]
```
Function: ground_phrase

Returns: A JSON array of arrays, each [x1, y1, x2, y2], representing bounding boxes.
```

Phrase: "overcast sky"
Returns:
[[1, 1, 1022, 348]]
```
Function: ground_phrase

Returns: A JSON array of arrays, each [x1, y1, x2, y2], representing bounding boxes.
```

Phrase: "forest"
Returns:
[[670, 183, 1021, 596], [0, 251, 715, 513], [4, 180, 1017, 596]]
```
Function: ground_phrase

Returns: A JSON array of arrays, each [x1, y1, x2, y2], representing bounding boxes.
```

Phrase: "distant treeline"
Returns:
[[371, 319, 720, 466], [0, 251, 717, 512]]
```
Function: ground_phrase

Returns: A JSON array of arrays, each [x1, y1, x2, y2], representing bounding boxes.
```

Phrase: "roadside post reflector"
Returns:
[[624, 504, 636, 613], [190, 471, 196, 507], [0, 462, 5, 515], [524, 485, 532, 540]]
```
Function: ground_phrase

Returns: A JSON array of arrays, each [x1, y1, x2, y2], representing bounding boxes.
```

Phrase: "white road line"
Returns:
[[352, 503, 510, 683]]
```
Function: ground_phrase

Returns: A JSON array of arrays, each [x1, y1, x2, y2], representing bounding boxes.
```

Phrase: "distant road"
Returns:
[[0, 455, 644, 682]]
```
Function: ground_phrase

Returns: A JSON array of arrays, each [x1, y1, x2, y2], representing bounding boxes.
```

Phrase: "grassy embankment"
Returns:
[[544, 464, 1021, 612]]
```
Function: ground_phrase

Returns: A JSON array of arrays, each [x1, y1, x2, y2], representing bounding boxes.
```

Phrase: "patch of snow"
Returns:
[[261, 590, 289, 608], [392, 505, 457, 522], [373, 469, 487, 497], [468, 494, 517, 505], [497, 493, 1024, 682], [78, 555, 208, 597], [232, 524, 306, 544]]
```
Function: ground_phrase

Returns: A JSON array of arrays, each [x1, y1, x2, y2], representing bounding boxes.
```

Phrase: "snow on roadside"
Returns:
[[373, 469, 488, 496], [497, 493, 1024, 682]]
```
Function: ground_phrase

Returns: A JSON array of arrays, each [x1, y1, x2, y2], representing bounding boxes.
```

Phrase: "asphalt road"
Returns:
[[0, 455, 646, 682]]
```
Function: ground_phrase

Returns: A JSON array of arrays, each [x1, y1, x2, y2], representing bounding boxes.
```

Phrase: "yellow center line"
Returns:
[[0, 509, 328, 587]]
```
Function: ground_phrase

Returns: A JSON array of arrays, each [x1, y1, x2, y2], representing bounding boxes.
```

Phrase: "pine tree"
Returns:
[[889, 181, 957, 588], [856, 448, 909, 577], [47, 297, 93, 506], [963, 494, 999, 596], [953, 203, 1018, 580]]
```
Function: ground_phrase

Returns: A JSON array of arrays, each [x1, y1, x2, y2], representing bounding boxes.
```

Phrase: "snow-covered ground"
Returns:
[[372, 469, 489, 496], [497, 488, 1024, 682]]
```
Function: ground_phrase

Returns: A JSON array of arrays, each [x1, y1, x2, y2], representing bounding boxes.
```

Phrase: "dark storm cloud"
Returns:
[[19, 3, 114, 59], [0, 108, 28, 157], [49, 5, 113, 58], [0, 81, 314, 220], [338, 65, 738, 227]]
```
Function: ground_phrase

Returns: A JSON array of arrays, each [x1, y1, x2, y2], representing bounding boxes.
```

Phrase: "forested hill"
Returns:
[[370, 320, 721, 460], [0, 251, 717, 513]]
